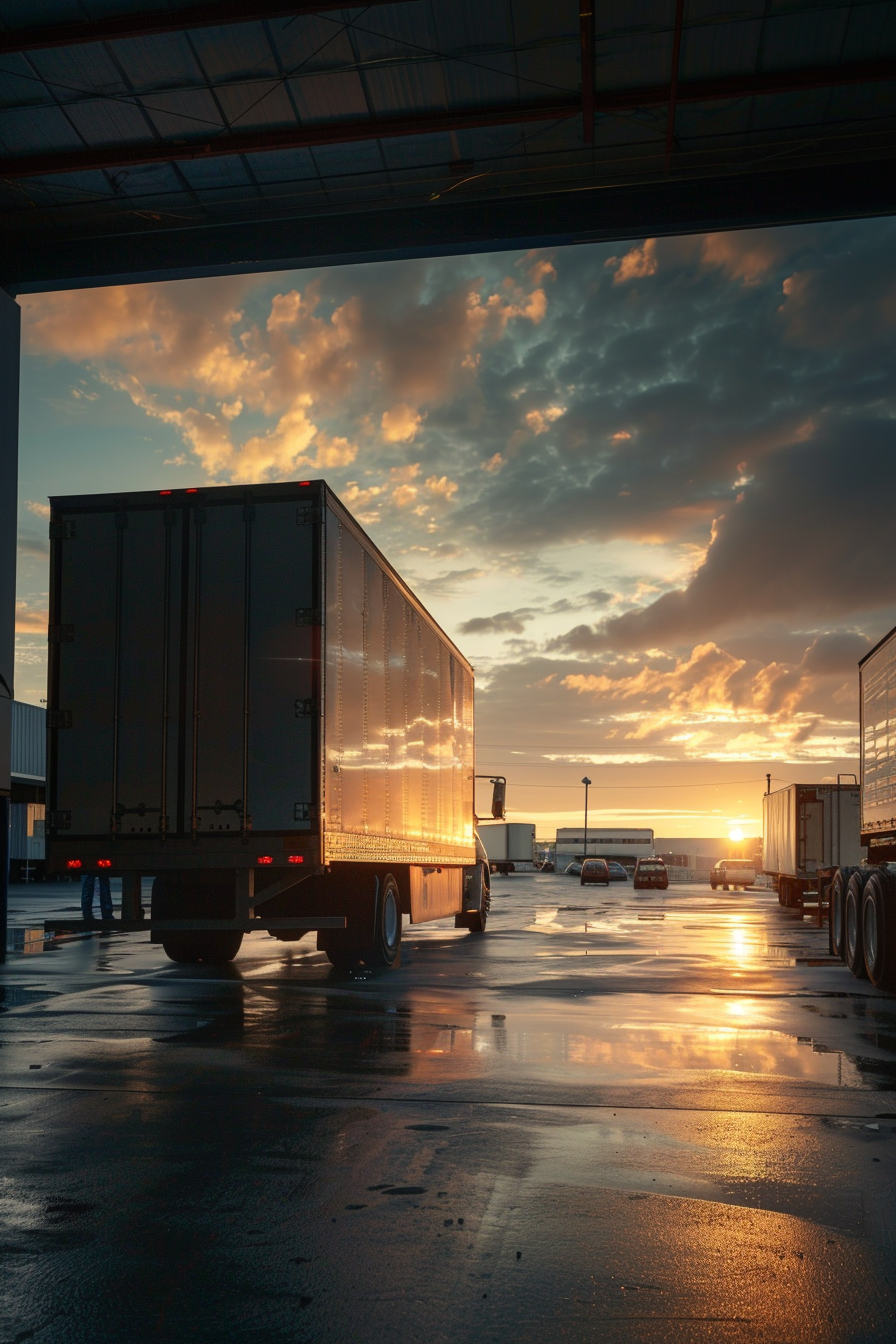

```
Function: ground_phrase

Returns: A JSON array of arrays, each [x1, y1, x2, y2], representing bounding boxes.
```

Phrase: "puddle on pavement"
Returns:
[[134, 985, 896, 1089]]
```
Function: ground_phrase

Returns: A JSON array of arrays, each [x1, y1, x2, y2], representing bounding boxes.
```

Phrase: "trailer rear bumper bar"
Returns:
[[44, 916, 346, 934]]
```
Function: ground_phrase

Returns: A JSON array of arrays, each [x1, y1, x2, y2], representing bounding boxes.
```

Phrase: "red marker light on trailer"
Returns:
[[299, 481, 311, 486], [97, 859, 112, 868], [287, 855, 304, 865], [257, 855, 273, 865], [67, 859, 82, 869], [185, 487, 198, 494], [159, 489, 172, 496]]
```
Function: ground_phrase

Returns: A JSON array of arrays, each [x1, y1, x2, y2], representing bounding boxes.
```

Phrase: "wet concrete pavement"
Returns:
[[3, 874, 896, 1342]]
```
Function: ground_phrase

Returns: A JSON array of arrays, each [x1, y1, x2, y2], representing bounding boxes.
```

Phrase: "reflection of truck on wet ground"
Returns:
[[762, 783, 861, 910], [44, 479, 491, 969], [478, 821, 536, 874]]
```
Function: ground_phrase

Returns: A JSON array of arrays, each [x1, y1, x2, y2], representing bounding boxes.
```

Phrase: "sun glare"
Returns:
[[728, 827, 745, 842]]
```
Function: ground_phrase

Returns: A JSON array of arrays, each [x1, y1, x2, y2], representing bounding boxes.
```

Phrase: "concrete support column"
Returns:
[[0, 287, 20, 964]]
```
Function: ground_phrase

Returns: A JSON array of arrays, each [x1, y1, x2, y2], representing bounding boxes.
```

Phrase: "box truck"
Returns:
[[762, 783, 861, 908], [477, 821, 536, 873], [44, 480, 491, 968]]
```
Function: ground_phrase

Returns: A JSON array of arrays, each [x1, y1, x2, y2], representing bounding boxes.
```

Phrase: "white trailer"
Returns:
[[478, 822, 536, 873], [762, 784, 861, 908]]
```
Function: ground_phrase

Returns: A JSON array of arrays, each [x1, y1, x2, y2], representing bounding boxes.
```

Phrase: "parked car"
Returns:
[[580, 858, 611, 886], [607, 861, 629, 882], [710, 859, 756, 891], [564, 861, 583, 876], [633, 858, 669, 890]]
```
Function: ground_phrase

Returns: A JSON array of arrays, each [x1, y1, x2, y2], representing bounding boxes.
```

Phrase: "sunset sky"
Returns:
[[15, 216, 896, 839]]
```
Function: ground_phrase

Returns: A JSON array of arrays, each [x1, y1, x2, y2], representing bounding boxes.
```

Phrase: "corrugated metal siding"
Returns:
[[11, 700, 45, 781]]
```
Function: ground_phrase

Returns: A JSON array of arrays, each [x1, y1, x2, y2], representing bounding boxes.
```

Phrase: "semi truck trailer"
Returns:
[[477, 821, 536, 873], [44, 479, 491, 968], [830, 627, 896, 988], [762, 783, 861, 909]]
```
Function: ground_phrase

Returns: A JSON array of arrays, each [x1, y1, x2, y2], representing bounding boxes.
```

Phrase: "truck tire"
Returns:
[[322, 872, 403, 971], [161, 931, 243, 964], [365, 873, 403, 967], [845, 872, 870, 978], [829, 867, 858, 959], [862, 869, 896, 990]]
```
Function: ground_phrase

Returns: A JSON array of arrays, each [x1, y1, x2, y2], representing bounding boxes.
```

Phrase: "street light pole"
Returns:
[[582, 776, 591, 861]]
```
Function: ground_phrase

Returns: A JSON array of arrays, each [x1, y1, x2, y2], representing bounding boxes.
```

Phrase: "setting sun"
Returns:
[[729, 828, 745, 843]]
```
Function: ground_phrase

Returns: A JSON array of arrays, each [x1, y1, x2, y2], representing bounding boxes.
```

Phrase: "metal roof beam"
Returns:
[[0, 56, 894, 182], [0, 2, 411, 55], [580, 4, 594, 146], [0, 100, 581, 179]]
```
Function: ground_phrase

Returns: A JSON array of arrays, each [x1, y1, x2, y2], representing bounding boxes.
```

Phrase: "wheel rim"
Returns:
[[864, 895, 878, 972], [383, 888, 399, 950], [846, 893, 858, 961]]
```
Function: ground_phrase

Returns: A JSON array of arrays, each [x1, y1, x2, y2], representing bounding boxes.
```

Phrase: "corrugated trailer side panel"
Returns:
[[322, 500, 474, 866], [861, 628, 896, 837]]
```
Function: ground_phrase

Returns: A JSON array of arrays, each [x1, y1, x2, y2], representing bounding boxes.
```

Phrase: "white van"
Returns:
[[710, 860, 756, 891]]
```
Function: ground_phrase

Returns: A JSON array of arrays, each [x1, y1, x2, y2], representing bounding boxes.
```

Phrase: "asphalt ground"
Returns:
[[3, 873, 896, 1343]]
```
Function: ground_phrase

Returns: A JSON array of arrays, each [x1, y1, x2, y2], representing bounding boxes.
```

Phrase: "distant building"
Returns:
[[555, 826, 654, 871], [654, 836, 762, 880]]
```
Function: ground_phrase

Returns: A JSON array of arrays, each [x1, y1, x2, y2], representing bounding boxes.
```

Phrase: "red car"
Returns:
[[580, 858, 611, 886], [633, 858, 669, 890]]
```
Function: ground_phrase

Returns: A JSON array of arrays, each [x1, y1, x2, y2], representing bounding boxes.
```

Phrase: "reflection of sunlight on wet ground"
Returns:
[[525, 902, 797, 970], [337, 995, 865, 1087]]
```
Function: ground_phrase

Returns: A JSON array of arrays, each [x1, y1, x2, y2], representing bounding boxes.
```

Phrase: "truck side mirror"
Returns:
[[491, 778, 506, 820]]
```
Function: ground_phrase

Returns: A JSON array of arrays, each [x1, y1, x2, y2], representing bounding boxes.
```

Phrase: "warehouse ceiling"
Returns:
[[1, 0, 896, 291]]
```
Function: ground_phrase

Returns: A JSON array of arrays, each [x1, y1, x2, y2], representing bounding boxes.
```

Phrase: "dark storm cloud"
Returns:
[[426, 219, 896, 559], [551, 421, 896, 653]]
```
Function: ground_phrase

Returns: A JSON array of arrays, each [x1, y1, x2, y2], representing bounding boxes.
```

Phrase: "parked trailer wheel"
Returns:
[[845, 873, 870, 978], [321, 871, 403, 970], [161, 931, 243, 965], [366, 873, 402, 966], [862, 869, 896, 990], [828, 867, 858, 959]]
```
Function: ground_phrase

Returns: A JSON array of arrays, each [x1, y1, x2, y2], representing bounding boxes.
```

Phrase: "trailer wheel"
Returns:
[[161, 931, 243, 964], [862, 869, 896, 989], [364, 873, 402, 967], [845, 875, 869, 978], [829, 867, 858, 959], [161, 934, 203, 963]]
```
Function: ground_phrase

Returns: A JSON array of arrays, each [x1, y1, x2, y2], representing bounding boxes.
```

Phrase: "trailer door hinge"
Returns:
[[48, 810, 71, 830], [294, 803, 318, 823], [48, 624, 74, 643], [295, 607, 322, 626], [49, 519, 76, 540], [48, 709, 72, 729], [295, 698, 319, 718]]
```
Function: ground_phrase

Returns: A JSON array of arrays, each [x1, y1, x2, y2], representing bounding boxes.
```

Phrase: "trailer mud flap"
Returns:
[[409, 865, 462, 922]]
